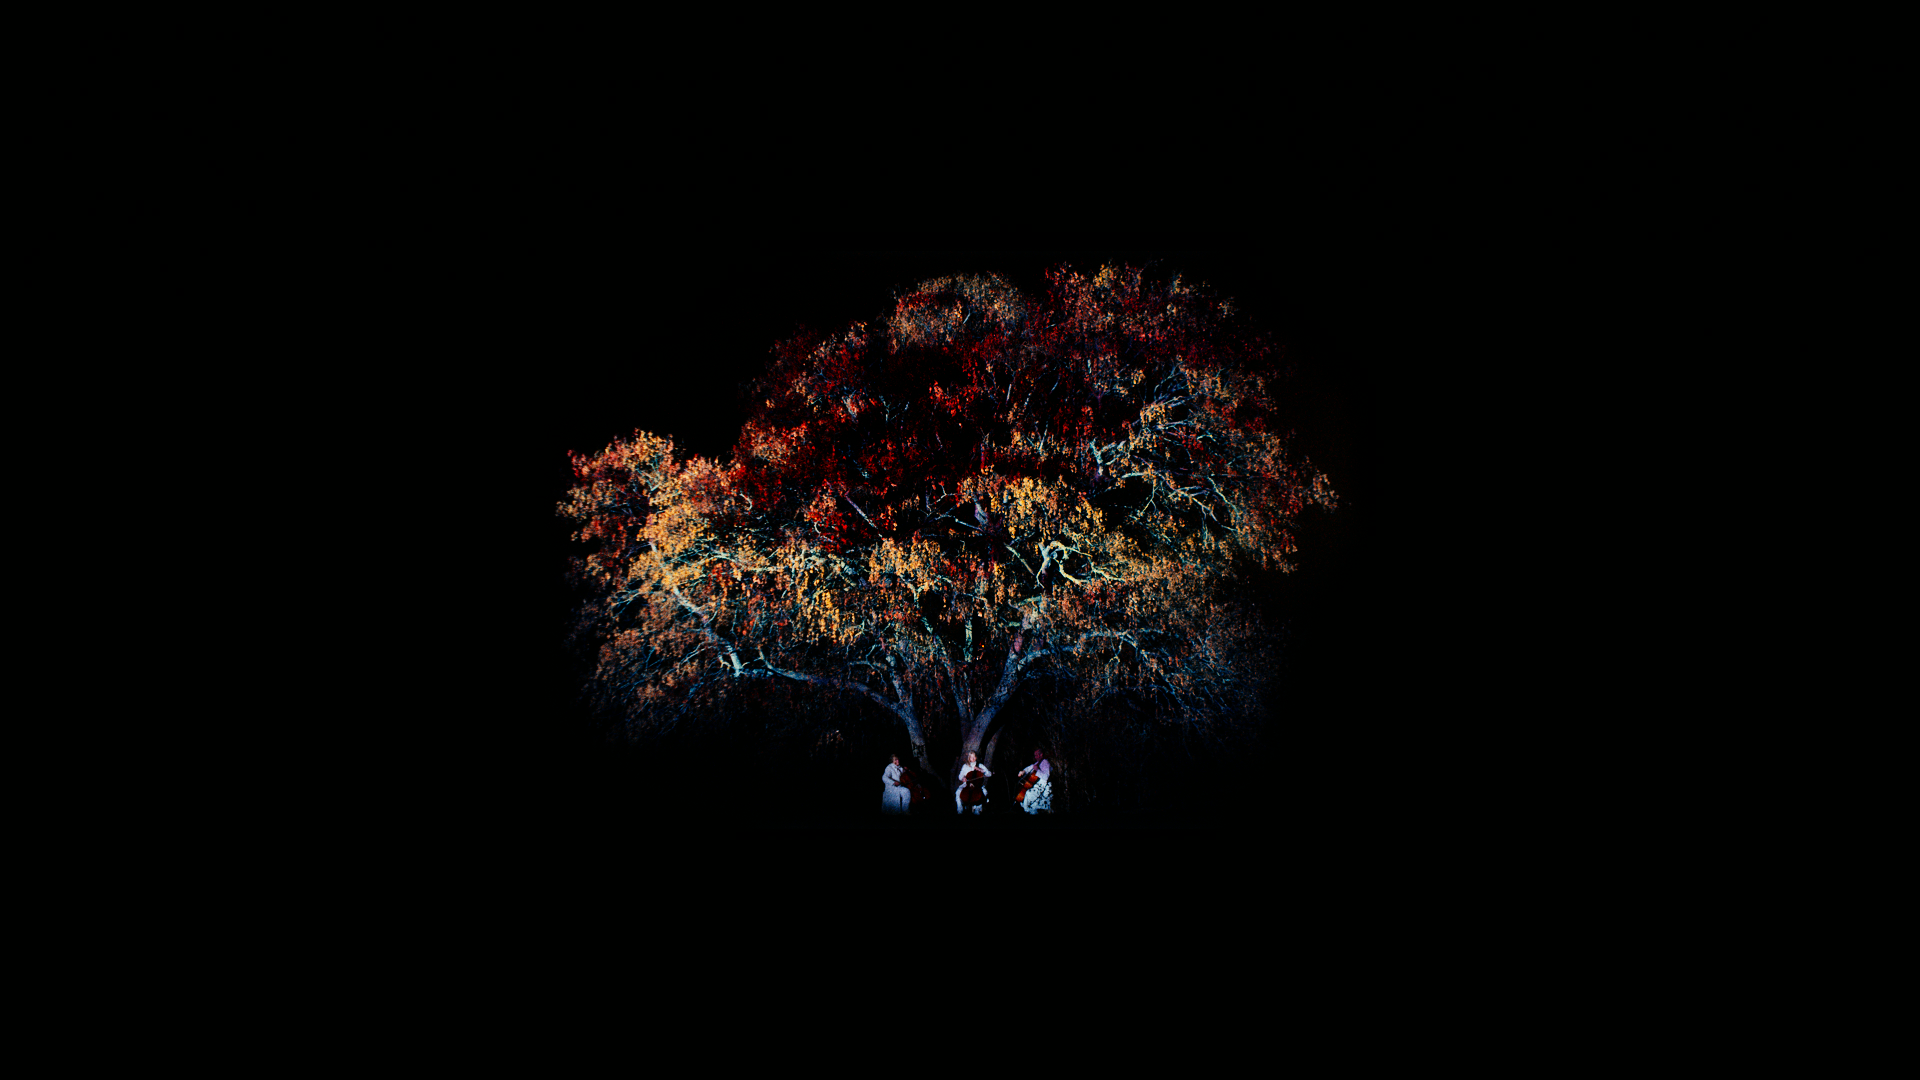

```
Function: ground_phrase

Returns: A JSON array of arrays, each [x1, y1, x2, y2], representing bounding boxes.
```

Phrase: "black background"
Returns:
[[268, 63, 1575, 969], [398, 184, 1466, 877]]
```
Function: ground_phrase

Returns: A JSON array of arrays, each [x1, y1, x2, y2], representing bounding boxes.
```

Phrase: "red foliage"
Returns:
[[559, 265, 1337, 765]]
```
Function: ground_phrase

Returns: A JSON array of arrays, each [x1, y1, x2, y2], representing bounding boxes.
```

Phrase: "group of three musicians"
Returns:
[[881, 749, 1053, 815]]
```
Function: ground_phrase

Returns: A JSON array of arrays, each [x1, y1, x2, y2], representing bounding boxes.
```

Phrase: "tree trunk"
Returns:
[[965, 648, 1027, 768], [888, 662, 929, 773], [894, 705, 931, 774]]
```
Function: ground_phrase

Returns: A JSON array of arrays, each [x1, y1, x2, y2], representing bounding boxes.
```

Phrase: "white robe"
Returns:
[[955, 761, 992, 814], [881, 763, 911, 814]]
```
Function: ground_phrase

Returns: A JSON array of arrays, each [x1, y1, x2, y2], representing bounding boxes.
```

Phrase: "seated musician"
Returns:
[[1016, 748, 1053, 813], [882, 754, 912, 815], [954, 751, 992, 815]]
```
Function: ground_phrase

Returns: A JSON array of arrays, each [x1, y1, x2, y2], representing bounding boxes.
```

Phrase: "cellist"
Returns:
[[881, 754, 912, 815], [1015, 747, 1053, 813], [955, 751, 992, 815]]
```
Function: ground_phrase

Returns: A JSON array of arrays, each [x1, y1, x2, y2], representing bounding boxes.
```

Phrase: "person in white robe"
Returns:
[[1016, 748, 1053, 813], [955, 751, 991, 814], [882, 755, 912, 815]]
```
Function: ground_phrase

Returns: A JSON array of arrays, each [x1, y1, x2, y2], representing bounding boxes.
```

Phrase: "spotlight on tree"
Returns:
[[560, 264, 1336, 789]]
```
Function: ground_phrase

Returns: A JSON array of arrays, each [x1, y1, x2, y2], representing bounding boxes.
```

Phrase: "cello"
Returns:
[[959, 765, 989, 809], [1015, 768, 1043, 805], [1016, 751, 1049, 806], [898, 765, 932, 809]]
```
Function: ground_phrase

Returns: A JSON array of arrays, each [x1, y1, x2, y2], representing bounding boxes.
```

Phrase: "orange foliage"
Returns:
[[561, 266, 1335, 758]]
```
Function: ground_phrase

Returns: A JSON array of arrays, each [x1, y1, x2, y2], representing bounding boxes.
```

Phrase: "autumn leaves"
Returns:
[[560, 263, 1336, 749]]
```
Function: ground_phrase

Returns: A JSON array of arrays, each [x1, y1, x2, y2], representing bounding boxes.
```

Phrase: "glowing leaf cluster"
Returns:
[[560, 265, 1335, 772]]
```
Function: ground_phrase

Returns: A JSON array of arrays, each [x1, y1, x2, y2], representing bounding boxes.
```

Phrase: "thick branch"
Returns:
[[746, 660, 917, 729], [968, 628, 1135, 757]]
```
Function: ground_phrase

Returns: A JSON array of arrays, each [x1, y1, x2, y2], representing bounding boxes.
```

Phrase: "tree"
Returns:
[[558, 264, 1336, 788]]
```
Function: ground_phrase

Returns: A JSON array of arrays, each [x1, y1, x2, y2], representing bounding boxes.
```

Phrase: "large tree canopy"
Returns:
[[559, 264, 1335, 785]]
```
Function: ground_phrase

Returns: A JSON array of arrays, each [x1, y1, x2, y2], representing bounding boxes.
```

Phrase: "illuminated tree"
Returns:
[[559, 264, 1336, 780]]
